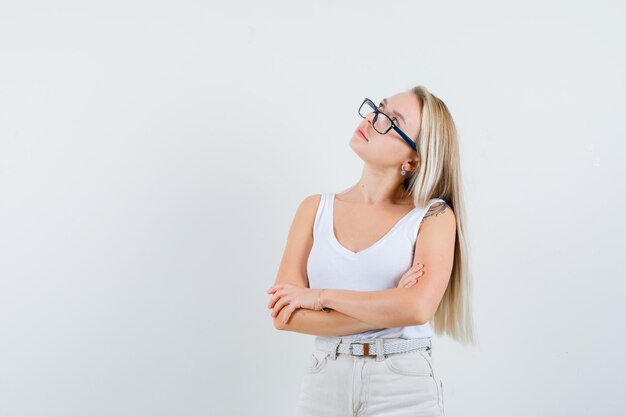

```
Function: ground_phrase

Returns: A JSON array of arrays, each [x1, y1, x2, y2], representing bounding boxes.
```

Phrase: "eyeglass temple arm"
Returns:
[[393, 126, 417, 152]]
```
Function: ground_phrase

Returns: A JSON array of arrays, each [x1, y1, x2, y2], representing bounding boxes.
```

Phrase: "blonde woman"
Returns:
[[266, 85, 476, 417]]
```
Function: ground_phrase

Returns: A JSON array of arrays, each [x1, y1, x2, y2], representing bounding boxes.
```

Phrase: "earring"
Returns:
[[401, 168, 406, 176]]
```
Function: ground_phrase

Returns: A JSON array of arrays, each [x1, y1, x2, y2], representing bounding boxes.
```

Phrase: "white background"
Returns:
[[1, 1, 625, 416]]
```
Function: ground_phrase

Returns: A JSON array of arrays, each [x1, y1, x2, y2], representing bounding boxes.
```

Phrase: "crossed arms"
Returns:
[[269, 195, 456, 336]]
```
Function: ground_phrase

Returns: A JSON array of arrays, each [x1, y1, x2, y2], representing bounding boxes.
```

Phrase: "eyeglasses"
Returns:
[[358, 98, 417, 152]]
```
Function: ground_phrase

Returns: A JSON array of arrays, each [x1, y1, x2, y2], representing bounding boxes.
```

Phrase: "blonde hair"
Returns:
[[404, 85, 477, 346]]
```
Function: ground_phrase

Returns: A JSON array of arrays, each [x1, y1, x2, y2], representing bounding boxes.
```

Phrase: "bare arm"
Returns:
[[408, 201, 456, 324], [319, 288, 419, 328], [274, 305, 384, 335]]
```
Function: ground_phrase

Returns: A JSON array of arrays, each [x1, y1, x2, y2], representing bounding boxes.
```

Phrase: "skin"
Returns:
[[266, 92, 456, 331]]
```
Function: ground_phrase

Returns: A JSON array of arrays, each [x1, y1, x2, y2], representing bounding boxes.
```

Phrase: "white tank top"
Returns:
[[307, 192, 446, 340]]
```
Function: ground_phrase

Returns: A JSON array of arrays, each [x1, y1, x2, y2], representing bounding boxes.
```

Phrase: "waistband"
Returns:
[[314, 336, 432, 360]]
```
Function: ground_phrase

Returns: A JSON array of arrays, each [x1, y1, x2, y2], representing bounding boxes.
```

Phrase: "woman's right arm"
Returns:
[[269, 194, 382, 335]]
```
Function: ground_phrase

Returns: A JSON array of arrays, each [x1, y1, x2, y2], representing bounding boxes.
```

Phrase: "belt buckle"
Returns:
[[349, 341, 371, 356]]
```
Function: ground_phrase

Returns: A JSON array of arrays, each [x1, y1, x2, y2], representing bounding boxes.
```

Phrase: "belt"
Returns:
[[315, 337, 432, 357]]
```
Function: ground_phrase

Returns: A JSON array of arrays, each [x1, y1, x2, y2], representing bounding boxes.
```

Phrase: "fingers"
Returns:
[[282, 306, 294, 324], [267, 288, 286, 309], [397, 263, 425, 288], [266, 283, 293, 294], [405, 264, 424, 276], [267, 294, 278, 309], [404, 278, 418, 288], [271, 297, 288, 318]]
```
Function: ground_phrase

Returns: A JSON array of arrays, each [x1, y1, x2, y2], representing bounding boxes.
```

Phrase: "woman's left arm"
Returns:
[[318, 288, 420, 328], [318, 205, 457, 327]]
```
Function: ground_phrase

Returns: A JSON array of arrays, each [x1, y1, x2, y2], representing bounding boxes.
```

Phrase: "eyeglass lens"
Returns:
[[359, 99, 392, 134]]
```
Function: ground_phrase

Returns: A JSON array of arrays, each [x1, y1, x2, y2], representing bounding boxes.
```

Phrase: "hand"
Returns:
[[266, 283, 322, 324], [396, 262, 424, 289]]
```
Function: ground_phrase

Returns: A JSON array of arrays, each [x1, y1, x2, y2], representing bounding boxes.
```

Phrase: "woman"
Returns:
[[266, 85, 476, 417]]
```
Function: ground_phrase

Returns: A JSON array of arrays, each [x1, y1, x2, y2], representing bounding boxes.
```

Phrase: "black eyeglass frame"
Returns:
[[358, 98, 417, 152]]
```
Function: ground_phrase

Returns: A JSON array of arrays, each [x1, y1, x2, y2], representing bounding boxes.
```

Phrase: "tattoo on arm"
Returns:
[[424, 201, 448, 218], [419, 201, 450, 227]]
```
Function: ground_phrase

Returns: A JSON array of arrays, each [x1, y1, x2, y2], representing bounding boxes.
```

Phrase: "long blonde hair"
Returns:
[[404, 85, 477, 346]]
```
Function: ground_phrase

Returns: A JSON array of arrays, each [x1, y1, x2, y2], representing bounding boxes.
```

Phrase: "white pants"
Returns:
[[295, 337, 446, 417]]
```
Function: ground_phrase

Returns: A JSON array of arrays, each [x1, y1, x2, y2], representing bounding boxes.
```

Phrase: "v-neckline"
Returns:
[[329, 193, 419, 257]]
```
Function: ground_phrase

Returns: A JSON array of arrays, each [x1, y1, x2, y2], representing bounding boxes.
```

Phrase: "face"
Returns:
[[350, 92, 422, 169]]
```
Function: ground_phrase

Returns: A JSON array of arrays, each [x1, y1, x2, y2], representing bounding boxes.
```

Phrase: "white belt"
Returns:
[[315, 337, 432, 357]]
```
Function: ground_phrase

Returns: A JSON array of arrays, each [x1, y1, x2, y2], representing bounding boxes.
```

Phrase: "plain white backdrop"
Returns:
[[1, 1, 625, 416]]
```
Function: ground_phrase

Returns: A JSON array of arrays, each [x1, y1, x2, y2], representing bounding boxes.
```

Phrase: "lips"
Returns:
[[357, 128, 368, 141]]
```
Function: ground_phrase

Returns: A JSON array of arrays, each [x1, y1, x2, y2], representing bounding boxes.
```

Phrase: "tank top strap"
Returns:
[[311, 193, 330, 242]]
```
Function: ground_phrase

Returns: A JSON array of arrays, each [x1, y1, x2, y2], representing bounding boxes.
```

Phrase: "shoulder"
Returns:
[[424, 199, 454, 219], [300, 193, 323, 208], [290, 194, 323, 228], [414, 200, 456, 262], [296, 194, 323, 216], [420, 200, 456, 231]]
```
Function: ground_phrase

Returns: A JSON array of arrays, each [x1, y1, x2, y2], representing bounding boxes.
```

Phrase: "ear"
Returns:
[[405, 157, 421, 174]]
